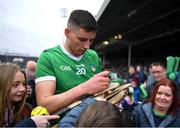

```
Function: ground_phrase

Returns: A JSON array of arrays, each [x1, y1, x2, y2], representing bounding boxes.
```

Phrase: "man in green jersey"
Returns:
[[35, 10, 110, 114]]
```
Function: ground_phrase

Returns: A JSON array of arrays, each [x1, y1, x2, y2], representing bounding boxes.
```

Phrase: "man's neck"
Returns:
[[61, 43, 83, 61]]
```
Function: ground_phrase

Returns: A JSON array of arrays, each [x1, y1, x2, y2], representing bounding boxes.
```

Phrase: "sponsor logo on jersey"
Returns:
[[90, 64, 96, 73], [60, 65, 72, 71]]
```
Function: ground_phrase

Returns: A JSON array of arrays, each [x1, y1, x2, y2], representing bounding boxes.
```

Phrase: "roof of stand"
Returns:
[[92, 0, 180, 55]]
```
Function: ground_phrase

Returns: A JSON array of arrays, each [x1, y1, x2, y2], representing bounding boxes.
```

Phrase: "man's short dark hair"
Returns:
[[68, 10, 98, 32], [151, 61, 166, 69]]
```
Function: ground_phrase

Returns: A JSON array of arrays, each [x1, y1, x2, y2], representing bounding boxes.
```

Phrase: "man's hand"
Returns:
[[80, 71, 110, 94]]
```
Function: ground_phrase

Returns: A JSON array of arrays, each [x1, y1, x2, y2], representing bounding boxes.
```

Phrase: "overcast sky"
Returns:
[[0, 0, 104, 57]]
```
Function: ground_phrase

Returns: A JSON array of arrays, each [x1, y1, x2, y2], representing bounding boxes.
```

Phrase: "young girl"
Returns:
[[0, 63, 59, 127]]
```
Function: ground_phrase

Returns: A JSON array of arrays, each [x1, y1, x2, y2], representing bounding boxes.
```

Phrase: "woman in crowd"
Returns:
[[133, 78, 180, 127], [0, 63, 59, 127]]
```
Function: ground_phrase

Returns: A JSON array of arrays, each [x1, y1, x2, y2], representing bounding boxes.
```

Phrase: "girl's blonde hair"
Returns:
[[0, 63, 27, 126]]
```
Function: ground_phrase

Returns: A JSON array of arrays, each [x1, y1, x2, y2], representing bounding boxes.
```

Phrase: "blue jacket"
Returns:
[[59, 98, 96, 128], [132, 102, 180, 127]]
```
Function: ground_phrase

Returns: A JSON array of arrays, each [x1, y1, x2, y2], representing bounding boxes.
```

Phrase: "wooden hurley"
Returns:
[[108, 89, 129, 104], [95, 83, 131, 104], [94, 82, 120, 97], [56, 83, 131, 116]]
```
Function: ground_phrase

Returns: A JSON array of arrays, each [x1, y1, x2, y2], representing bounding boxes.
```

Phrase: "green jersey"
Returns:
[[35, 45, 101, 94]]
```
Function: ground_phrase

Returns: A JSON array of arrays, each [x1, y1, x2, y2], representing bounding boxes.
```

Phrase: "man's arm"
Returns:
[[36, 71, 110, 114]]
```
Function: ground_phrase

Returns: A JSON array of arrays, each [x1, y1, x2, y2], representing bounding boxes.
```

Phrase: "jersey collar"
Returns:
[[59, 44, 83, 61]]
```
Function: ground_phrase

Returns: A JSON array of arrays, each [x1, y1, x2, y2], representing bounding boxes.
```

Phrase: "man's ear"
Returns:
[[64, 28, 70, 37]]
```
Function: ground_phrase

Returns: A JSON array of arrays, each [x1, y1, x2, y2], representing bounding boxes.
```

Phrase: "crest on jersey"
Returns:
[[90, 64, 96, 73]]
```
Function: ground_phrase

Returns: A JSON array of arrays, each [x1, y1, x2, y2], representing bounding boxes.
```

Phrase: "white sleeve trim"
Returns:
[[35, 76, 56, 84]]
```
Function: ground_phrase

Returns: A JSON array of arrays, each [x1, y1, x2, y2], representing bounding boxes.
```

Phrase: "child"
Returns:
[[0, 63, 59, 127], [118, 77, 140, 112], [59, 98, 136, 127], [77, 100, 136, 127]]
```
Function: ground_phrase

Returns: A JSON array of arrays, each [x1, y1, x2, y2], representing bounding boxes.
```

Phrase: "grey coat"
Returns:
[[132, 102, 180, 127]]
